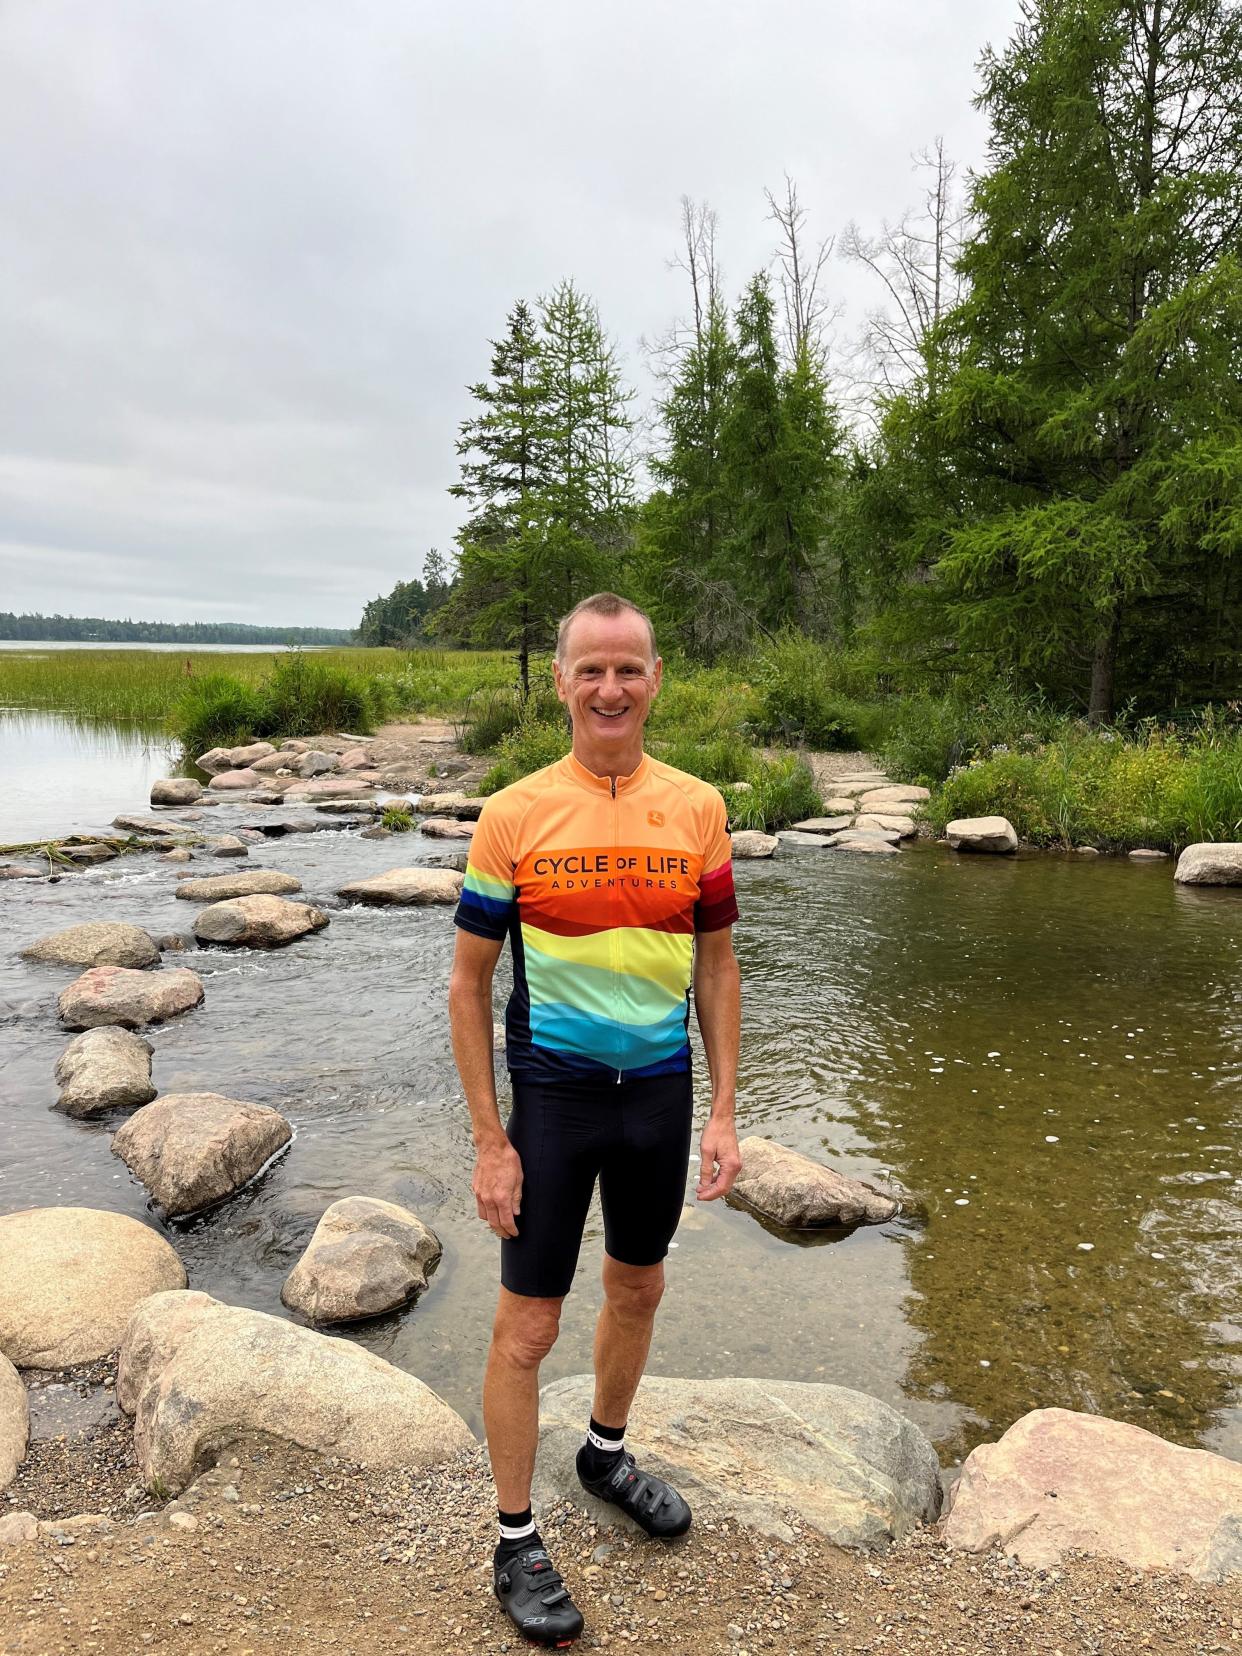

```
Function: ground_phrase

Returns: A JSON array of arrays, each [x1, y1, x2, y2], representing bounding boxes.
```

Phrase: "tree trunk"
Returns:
[[1087, 602, 1122, 724]]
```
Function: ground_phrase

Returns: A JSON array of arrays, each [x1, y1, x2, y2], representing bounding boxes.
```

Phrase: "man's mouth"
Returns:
[[591, 708, 627, 719]]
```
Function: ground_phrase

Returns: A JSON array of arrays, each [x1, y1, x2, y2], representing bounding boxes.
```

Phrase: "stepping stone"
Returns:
[[208, 835, 249, 859], [281, 1197, 442, 1325], [854, 814, 917, 838], [416, 793, 484, 820], [791, 817, 854, 835], [829, 833, 900, 855], [731, 832, 778, 859], [112, 814, 179, 837], [946, 816, 1019, 854], [777, 831, 838, 848], [150, 779, 202, 807], [54, 1027, 156, 1117], [174, 871, 302, 902], [193, 895, 329, 948], [858, 785, 931, 807], [338, 868, 464, 906], [58, 966, 205, 1030], [21, 922, 159, 970], [112, 1093, 292, 1218], [421, 817, 475, 840], [823, 798, 860, 814]]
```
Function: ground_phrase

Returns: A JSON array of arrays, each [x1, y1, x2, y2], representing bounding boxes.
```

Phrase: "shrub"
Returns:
[[459, 684, 563, 753], [170, 675, 270, 755], [380, 803, 415, 831], [479, 711, 572, 792], [881, 685, 1067, 786], [748, 635, 891, 750], [721, 756, 822, 832], [168, 653, 390, 755]]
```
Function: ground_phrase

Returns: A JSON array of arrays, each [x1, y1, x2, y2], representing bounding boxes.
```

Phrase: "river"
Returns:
[[2, 712, 1240, 1466]]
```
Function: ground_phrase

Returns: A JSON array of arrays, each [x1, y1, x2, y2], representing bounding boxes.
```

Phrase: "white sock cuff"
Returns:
[[498, 1517, 537, 1542], [586, 1426, 625, 1454]]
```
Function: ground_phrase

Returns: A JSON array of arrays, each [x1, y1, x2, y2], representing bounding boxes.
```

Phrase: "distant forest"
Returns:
[[0, 613, 353, 646]]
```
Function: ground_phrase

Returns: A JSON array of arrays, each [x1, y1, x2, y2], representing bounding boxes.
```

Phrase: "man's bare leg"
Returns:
[[591, 1255, 665, 1427], [483, 1286, 564, 1511]]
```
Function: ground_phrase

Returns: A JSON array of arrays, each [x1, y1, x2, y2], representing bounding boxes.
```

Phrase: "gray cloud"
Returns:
[[1, 0, 1019, 626]]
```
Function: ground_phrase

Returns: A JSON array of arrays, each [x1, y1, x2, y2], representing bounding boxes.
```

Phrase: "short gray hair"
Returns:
[[555, 592, 659, 666]]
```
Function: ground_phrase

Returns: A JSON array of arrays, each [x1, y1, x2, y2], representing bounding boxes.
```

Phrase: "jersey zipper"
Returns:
[[611, 773, 622, 1082]]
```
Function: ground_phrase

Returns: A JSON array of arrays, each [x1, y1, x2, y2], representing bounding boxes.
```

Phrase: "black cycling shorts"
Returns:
[[501, 1071, 694, 1299]]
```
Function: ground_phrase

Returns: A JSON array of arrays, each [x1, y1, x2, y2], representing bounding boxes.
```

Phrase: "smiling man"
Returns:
[[449, 591, 742, 1647]]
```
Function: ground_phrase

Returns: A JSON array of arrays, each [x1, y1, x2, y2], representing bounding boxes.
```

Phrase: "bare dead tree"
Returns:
[[840, 137, 969, 422], [765, 174, 835, 366], [641, 195, 722, 381]]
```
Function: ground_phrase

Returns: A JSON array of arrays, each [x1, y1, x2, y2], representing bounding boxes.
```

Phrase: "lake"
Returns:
[[2, 711, 1240, 1464]]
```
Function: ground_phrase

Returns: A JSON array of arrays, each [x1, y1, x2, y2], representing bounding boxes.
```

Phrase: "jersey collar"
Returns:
[[561, 751, 651, 794]]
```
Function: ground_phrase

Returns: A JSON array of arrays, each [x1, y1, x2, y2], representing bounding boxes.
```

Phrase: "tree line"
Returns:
[[0, 613, 353, 645], [367, 0, 1241, 722]]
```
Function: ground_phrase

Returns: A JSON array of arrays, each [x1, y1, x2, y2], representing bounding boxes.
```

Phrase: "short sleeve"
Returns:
[[693, 791, 739, 933], [455, 795, 518, 941]]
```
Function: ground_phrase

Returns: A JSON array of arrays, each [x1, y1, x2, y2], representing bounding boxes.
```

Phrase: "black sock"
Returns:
[[495, 1506, 539, 1566], [579, 1414, 626, 1477]]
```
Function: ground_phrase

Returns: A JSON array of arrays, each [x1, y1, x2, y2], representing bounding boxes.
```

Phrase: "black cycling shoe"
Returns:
[[575, 1445, 692, 1538], [493, 1544, 585, 1648]]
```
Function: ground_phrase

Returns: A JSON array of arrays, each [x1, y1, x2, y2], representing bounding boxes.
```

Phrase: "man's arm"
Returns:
[[692, 925, 742, 1200], [449, 928, 523, 1238]]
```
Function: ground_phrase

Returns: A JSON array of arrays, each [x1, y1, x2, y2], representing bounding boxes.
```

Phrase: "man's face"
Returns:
[[553, 611, 662, 751]]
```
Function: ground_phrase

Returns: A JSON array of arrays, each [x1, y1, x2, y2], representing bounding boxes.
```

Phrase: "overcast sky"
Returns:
[[2, 0, 1020, 628]]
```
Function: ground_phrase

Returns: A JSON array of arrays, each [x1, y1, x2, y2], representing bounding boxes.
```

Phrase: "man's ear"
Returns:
[[552, 658, 569, 704], [651, 657, 663, 696]]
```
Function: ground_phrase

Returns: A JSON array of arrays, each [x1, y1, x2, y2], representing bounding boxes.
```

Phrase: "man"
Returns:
[[449, 592, 742, 1647]]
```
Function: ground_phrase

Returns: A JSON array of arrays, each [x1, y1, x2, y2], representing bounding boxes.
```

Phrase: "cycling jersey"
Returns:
[[455, 750, 738, 1082]]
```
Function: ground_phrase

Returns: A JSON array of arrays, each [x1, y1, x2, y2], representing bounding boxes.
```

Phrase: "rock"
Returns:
[[150, 778, 203, 807], [0, 863, 44, 880], [1174, 842, 1242, 886], [816, 780, 886, 798], [360, 825, 392, 840], [0, 1353, 28, 1490], [192, 895, 329, 948], [54, 1027, 156, 1117], [174, 870, 302, 902], [823, 797, 860, 813], [208, 768, 265, 791], [223, 741, 276, 768], [0, 1511, 38, 1545], [1128, 848, 1169, 861], [942, 1407, 1242, 1583], [287, 777, 383, 801], [855, 814, 917, 838], [111, 813, 178, 836], [337, 868, 464, 906], [113, 1093, 292, 1218], [731, 1138, 899, 1229], [337, 747, 376, 771], [417, 793, 484, 820], [0, 1207, 186, 1367], [533, 1375, 940, 1546], [420, 816, 476, 840], [828, 830, 901, 853], [208, 835, 249, 858], [247, 788, 292, 803], [315, 799, 384, 815], [791, 816, 855, 834], [248, 751, 296, 775], [296, 750, 338, 778], [281, 1197, 442, 1325], [858, 785, 931, 806], [420, 850, 469, 872], [776, 831, 838, 848], [945, 816, 1019, 854], [194, 747, 231, 773], [161, 848, 194, 864], [1075, 845, 1101, 856], [58, 966, 205, 1030], [21, 921, 160, 970], [58, 842, 117, 865], [117, 1291, 473, 1494], [730, 831, 779, 859]]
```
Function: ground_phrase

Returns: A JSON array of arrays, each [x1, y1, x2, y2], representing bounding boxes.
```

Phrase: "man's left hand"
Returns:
[[696, 1116, 742, 1201]]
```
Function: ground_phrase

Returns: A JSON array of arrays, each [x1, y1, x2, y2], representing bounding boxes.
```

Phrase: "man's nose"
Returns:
[[598, 671, 626, 699]]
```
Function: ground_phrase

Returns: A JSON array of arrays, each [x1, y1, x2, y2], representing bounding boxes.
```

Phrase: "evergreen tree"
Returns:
[[872, 0, 1242, 716]]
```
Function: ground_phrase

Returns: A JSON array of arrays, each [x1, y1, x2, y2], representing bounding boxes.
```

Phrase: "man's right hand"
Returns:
[[473, 1138, 524, 1238]]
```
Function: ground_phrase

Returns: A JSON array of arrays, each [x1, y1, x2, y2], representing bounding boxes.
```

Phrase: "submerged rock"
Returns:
[[118, 1291, 474, 1494], [58, 966, 205, 1030], [0, 863, 43, 880], [943, 1407, 1242, 1583], [192, 895, 329, 948], [21, 921, 159, 971], [54, 1027, 156, 1117], [337, 868, 463, 906], [730, 831, 779, 859], [174, 870, 302, 902], [281, 1197, 442, 1325], [534, 1374, 940, 1545], [1174, 842, 1242, 885], [946, 816, 1019, 854], [112, 813, 179, 836], [150, 778, 202, 807], [731, 1137, 900, 1229], [0, 1207, 186, 1367], [160, 848, 194, 864], [0, 1355, 28, 1491], [112, 1093, 292, 1218]]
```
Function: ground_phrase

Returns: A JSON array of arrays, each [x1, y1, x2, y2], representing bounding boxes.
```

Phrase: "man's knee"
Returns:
[[603, 1258, 665, 1321], [492, 1293, 562, 1370]]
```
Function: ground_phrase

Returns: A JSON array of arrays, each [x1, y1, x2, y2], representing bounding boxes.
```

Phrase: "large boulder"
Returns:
[[117, 1291, 474, 1494], [731, 1137, 900, 1229], [174, 870, 302, 902], [338, 868, 464, 906], [194, 747, 231, 774], [942, 1407, 1242, 1584], [58, 966, 205, 1030], [249, 751, 297, 775], [54, 1027, 156, 1117], [223, 741, 276, 769], [731, 831, 778, 859], [0, 1354, 27, 1490], [21, 921, 159, 971], [855, 814, 917, 838], [296, 750, 338, 778], [150, 778, 203, 807], [281, 1197, 442, 1325], [534, 1375, 940, 1546], [417, 793, 484, 820], [192, 894, 329, 948], [420, 817, 476, 840], [0, 1208, 186, 1367], [1174, 843, 1242, 886], [208, 768, 266, 791], [112, 1092, 292, 1218], [946, 816, 1019, 854], [858, 785, 930, 807]]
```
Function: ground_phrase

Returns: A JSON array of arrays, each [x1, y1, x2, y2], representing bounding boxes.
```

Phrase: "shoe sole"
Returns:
[[494, 1586, 583, 1648]]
